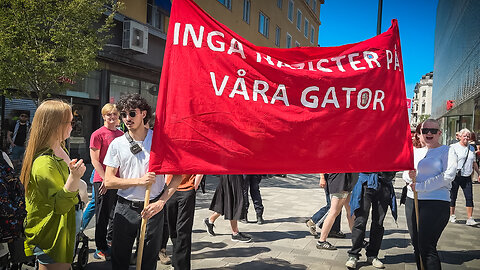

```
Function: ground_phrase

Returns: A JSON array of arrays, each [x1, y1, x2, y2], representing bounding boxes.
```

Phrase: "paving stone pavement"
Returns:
[[82, 174, 480, 269]]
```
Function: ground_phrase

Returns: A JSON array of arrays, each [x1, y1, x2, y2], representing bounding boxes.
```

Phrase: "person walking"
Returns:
[[20, 100, 86, 269], [316, 173, 357, 250], [89, 103, 123, 260], [204, 175, 252, 243], [242, 174, 265, 224], [449, 128, 480, 225], [345, 172, 397, 269], [103, 94, 183, 270], [7, 111, 30, 168], [403, 119, 457, 269], [165, 174, 203, 269], [306, 174, 345, 239]]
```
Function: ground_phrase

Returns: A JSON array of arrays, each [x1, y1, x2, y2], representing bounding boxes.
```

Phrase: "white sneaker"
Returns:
[[449, 215, 457, 223], [466, 217, 478, 226], [345, 256, 358, 268], [367, 256, 385, 269]]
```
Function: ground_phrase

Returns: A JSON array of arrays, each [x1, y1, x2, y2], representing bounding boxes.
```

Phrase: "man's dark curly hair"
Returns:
[[116, 93, 152, 125]]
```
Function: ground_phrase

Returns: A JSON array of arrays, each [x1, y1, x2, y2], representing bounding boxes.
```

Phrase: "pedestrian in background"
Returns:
[[7, 111, 30, 169], [89, 103, 123, 260], [449, 128, 480, 225], [20, 100, 86, 269], [306, 173, 345, 239], [242, 174, 265, 224], [204, 175, 252, 243], [403, 119, 457, 269]]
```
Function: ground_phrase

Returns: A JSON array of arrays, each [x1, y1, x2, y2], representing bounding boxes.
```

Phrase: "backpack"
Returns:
[[0, 153, 27, 243]]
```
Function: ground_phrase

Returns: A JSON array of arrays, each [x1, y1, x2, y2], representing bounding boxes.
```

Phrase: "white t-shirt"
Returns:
[[103, 129, 165, 201], [450, 142, 475, 176]]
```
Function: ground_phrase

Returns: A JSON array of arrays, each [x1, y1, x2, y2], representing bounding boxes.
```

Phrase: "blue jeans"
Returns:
[[81, 187, 95, 230], [311, 186, 341, 232]]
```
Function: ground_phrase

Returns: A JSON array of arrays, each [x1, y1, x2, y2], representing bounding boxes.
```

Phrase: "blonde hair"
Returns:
[[459, 128, 471, 136], [20, 100, 72, 191], [101, 103, 117, 116]]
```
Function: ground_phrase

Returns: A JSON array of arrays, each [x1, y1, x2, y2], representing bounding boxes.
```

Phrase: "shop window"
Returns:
[[109, 74, 140, 104], [140, 81, 159, 110], [67, 70, 101, 99]]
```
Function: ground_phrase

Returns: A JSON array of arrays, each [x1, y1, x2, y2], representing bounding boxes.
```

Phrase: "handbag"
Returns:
[[456, 145, 470, 178]]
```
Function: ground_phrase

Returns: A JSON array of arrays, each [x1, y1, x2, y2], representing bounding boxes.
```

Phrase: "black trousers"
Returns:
[[450, 175, 474, 207], [243, 175, 264, 216], [111, 197, 164, 270], [165, 189, 196, 270], [405, 198, 449, 270], [349, 183, 390, 258], [159, 210, 169, 250], [93, 182, 117, 251]]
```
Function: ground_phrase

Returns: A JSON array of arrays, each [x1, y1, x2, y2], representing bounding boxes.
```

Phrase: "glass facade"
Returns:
[[433, 0, 480, 143], [66, 70, 101, 99]]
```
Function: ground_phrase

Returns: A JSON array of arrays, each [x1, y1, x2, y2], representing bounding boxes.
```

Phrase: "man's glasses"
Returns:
[[120, 111, 137, 118], [421, 128, 439, 135]]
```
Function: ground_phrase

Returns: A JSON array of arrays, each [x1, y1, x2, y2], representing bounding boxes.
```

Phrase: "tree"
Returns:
[[419, 114, 431, 123], [0, 0, 119, 105]]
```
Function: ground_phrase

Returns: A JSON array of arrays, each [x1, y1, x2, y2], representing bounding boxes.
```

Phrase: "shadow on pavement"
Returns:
[[196, 257, 307, 270], [247, 231, 311, 242], [192, 247, 271, 260], [191, 241, 228, 252], [439, 249, 480, 264], [380, 237, 411, 249]]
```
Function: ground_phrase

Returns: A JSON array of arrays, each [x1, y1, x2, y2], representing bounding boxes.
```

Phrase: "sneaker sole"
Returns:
[[231, 238, 252, 243]]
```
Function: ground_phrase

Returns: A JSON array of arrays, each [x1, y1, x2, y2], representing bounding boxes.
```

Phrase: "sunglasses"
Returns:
[[120, 111, 138, 118], [421, 128, 439, 135], [20, 114, 28, 118]]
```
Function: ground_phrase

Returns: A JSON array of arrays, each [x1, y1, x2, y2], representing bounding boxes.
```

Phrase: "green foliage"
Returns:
[[0, 0, 119, 104], [419, 114, 431, 123]]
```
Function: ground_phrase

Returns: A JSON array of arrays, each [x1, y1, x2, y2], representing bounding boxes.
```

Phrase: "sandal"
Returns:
[[316, 241, 337, 250]]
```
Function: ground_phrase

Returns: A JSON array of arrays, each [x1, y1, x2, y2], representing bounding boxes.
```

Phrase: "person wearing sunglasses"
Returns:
[[89, 103, 124, 260], [449, 128, 480, 226], [103, 93, 183, 270], [402, 119, 457, 269]]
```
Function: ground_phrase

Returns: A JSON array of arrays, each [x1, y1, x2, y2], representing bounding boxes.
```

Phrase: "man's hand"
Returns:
[[138, 172, 156, 186], [99, 182, 107, 195], [141, 200, 165, 219], [409, 182, 416, 192]]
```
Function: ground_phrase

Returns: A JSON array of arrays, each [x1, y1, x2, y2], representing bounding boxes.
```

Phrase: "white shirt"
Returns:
[[450, 142, 475, 176], [103, 129, 165, 201], [403, 145, 457, 201]]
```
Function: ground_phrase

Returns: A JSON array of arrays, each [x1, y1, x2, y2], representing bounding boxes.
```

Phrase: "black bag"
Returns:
[[456, 145, 470, 178], [0, 153, 27, 243]]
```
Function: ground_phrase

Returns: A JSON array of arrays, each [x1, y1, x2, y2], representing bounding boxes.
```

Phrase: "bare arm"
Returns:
[[141, 174, 186, 219], [194, 174, 204, 190], [104, 166, 155, 190], [319, 173, 326, 188], [89, 148, 105, 180], [6, 131, 14, 146]]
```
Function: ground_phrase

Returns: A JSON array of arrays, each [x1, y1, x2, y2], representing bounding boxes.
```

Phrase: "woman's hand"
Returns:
[[409, 182, 416, 192], [69, 159, 86, 179]]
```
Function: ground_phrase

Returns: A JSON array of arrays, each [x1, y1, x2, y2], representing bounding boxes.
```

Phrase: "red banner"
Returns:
[[150, 0, 413, 174]]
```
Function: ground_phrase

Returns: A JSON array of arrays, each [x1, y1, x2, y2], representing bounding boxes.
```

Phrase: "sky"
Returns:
[[318, 0, 438, 99]]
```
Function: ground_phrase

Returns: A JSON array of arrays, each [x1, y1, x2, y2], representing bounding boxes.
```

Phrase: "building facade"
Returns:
[[432, 0, 480, 144], [410, 72, 433, 128], [195, 0, 323, 48]]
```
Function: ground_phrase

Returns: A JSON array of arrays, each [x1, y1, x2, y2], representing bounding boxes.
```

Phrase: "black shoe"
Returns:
[[362, 240, 369, 248], [231, 232, 252, 243], [240, 217, 248, 224], [328, 231, 346, 238], [257, 214, 264, 224], [204, 218, 216, 236], [316, 240, 337, 250]]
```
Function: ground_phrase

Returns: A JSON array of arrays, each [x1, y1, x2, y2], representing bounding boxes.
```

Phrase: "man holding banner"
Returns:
[[103, 94, 182, 269]]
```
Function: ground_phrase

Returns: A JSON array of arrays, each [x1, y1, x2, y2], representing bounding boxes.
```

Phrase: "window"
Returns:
[[243, 0, 251, 24], [147, 0, 166, 31], [217, 0, 231, 9], [313, 0, 316, 12], [306, 0, 310, 5], [422, 90, 426, 97], [258, 12, 270, 37], [304, 18, 309, 37], [421, 103, 425, 114], [310, 26, 315, 44], [286, 33, 292, 48], [295, 41, 300, 47], [277, 0, 282, 9], [296, 9, 302, 30], [275, 26, 281, 47], [287, 0, 294, 22]]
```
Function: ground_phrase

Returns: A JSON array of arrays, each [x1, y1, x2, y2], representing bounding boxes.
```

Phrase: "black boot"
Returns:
[[256, 214, 264, 224]]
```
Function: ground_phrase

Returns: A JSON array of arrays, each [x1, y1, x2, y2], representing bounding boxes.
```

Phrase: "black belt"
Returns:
[[117, 194, 161, 209]]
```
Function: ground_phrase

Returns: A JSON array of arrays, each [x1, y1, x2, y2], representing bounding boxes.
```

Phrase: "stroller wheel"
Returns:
[[77, 246, 89, 269]]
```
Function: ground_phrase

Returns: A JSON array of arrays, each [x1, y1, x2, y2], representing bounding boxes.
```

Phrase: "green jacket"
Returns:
[[24, 148, 78, 263]]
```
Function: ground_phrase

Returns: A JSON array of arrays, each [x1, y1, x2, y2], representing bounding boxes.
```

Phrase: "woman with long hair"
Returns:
[[20, 100, 86, 269], [403, 119, 457, 269]]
